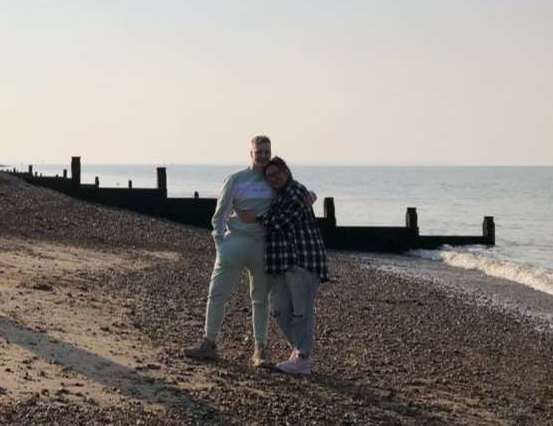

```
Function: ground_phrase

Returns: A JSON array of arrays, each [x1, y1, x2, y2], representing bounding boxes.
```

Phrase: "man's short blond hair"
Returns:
[[251, 135, 271, 147]]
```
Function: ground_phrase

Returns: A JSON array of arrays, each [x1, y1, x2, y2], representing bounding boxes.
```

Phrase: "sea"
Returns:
[[16, 164, 553, 324]]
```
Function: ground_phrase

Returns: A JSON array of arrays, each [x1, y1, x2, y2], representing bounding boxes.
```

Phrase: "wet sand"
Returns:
[[1, 171, 553, 425]]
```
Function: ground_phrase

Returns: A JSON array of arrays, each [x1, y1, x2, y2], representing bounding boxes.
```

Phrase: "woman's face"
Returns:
[[265, 164, 289, 191]]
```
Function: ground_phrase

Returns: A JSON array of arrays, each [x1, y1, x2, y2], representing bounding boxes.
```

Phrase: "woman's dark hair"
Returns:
[[264, 156, 293, 180]]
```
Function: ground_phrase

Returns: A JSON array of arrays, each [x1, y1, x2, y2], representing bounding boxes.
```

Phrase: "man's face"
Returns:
[[250, 142, 271, 170]]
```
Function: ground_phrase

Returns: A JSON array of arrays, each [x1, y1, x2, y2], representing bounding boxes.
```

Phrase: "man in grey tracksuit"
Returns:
[[185, 135, 273, 367]]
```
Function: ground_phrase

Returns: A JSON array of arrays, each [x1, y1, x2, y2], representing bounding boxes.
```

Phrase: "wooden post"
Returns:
[[28, 165, 33, 175], [95, 176, 99, 188], [157, 167, 167, 199], [483, 216, 495, 245], [406, 207, 419, 235], [63, 169, 67, 179], [71, 156, 81, 190], [128, 180, 133, 189], [324, 197, 336, 227]]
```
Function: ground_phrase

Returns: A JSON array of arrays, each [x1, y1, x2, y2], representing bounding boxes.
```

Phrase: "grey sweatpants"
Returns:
[[204, 232, 271, 345], [270, 266, 320, 357]]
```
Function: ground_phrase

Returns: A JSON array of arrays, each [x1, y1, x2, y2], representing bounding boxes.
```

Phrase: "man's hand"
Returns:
[[236, 210, 257, 224], [306, 190, 317, 206]]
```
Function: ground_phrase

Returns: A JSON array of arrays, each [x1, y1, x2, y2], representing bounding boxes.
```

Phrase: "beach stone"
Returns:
[[1, 171, 553, 424]]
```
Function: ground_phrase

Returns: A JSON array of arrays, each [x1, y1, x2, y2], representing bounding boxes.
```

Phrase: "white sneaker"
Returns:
[[276, 352, 312, 375]]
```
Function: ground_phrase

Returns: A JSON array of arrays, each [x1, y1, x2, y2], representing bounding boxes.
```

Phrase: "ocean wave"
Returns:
[[408, 246, 553, 297]]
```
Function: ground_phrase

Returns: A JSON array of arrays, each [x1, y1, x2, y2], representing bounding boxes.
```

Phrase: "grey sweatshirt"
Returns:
[[211, 167, 274, 240]]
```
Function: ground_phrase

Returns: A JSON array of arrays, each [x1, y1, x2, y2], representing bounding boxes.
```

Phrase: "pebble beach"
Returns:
[[1, 171, 553, 425]]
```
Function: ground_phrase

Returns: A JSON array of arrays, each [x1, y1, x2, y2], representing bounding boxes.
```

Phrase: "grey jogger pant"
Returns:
[[270, 266, 320, 357], [204, 232, 271, 345]]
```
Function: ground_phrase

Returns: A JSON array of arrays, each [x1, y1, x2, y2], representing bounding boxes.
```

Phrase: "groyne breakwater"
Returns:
[[4, 157, 495, 253]]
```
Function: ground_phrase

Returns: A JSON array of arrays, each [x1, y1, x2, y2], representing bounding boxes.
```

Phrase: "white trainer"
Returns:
[[276, 351, 312, 375]]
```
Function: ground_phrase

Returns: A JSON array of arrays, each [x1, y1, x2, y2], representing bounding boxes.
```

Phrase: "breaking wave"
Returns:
[[408, 246, 553, 297]]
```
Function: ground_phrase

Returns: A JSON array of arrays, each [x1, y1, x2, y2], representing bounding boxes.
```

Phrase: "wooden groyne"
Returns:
[[3, 157, 495, 253]]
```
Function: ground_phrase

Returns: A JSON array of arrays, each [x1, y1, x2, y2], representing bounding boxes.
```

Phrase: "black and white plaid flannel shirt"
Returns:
[[259, 179, 328, 282]]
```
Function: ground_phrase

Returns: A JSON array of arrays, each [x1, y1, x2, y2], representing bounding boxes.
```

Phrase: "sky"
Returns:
[[1, 1, 552, 166]]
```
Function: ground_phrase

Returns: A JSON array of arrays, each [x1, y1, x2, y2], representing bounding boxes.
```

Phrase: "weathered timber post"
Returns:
[[28, 165, 33, 175], [71, 156, 81, 190], [194, 191, 199, 199], [128, 180, 133, 189], [94, 176, 99, 188], [324, 197, 337, 227], [63, 169, 67, 179], [406, 207, 419, 235], [157, 167, 167, 199], [483, 216, 495, 245]]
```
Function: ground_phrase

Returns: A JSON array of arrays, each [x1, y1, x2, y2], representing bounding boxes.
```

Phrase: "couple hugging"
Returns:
[[185, 135, 328, 376]]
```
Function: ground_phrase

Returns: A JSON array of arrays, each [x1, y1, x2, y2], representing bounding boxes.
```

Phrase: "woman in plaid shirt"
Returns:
[[238, 157, 328, 375]]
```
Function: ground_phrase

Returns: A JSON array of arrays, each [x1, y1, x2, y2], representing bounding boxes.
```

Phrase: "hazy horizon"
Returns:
[[3, 161, 553, 169], [2, 1, 553, 166]]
